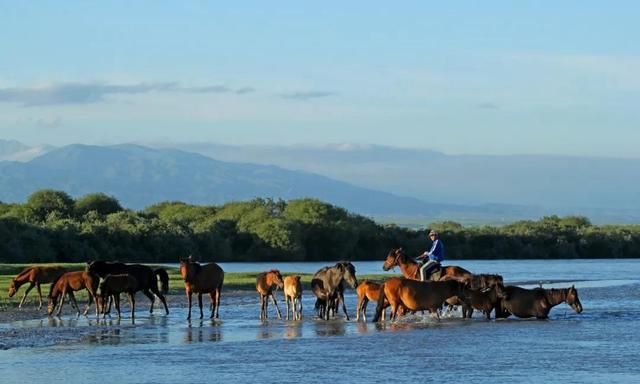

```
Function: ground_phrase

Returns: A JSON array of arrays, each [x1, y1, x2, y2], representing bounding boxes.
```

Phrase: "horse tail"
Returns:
[[372, 282, 386, 323], [154, 268, 169, 294]]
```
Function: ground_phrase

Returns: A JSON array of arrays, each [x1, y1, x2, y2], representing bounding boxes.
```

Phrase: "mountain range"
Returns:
[[1, 139, 639, 224], [0, 143, 458, 216]]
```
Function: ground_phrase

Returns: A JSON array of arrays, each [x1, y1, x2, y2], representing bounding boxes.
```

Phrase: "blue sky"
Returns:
[[0, 1, 638, 157]]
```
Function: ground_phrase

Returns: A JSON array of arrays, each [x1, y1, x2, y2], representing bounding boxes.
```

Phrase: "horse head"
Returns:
[[179, 257, 200, 282], [382, 248, 403, 271], [269, 270, 284, 289], [47, 295, 58, 316], [336, 261, 358, 288], [86, 260, 106, 275], [7, 279, 17, 297], [566, 285, 583, 314]]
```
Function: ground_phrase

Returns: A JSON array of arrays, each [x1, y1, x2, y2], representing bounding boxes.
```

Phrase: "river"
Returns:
[[1, 259, 639, 383]]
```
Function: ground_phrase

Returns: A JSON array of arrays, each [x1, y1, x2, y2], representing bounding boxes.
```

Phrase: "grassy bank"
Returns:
[[0, 263, 390, 310]]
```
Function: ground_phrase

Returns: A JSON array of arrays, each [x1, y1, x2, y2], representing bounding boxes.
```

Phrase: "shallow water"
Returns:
[[1, 259, 639, 383]]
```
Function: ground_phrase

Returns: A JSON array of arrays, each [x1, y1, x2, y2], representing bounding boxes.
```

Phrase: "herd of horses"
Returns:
[[5, 248, 583, 323]]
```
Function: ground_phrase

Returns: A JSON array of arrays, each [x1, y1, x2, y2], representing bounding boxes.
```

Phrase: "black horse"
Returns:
[[87, 261, 170, 315]]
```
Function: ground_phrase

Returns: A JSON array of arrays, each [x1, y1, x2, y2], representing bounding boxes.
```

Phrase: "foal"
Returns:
[[98, 274, 138, 319], [356, 280, 388, 322], [47, 271, 99, 317], [284, 275, 302, 320], [8, 265, 66, 309], [256, 270, 284, 320]]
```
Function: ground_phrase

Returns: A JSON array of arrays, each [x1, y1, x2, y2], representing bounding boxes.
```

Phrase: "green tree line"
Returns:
[[0, 189, 639, 263]]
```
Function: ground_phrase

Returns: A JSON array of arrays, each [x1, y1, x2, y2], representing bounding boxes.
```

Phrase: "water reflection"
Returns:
[[85, 327, 122, 345], [356, 321, 370, 334], [184, 321, 223, 343], [257, 324, 274, 340], [283, 322, 303, 339], [314, 320, 345, 337]]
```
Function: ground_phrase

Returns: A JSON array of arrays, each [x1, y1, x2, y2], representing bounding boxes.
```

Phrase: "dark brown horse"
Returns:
[[499, 285, 583, 319], [459, 283, 507, 319], [8, 265, 67, 309], [372, 277, 468, 322], [98, 274, 138, 319], [47, 271, 99, 317], [444, 273, 504, 316], [311, 261, 358, 320], [86, 261, 169, 315], [179, 258, 225, 320], [256, 270, 285, 320], [382, 248, 472, 282]]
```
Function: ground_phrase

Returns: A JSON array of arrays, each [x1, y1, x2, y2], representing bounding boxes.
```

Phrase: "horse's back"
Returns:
[[284, 276, 302, 297], [394, 278, 463, 311], [501, 285, 547, 318]]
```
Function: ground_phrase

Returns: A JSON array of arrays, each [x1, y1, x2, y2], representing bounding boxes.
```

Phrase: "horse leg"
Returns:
[[215, 287, 221, 319], [198, 293, 204, 319], [83, 289, 93, 316], [298, 297, 303, 320], [208, 292, 215, 319], [19, 283, 35, 308], [356, 295, 363, 322], [284, 295, 290, 320], [37, 283, 44, 309], [151, 287, 169, 315], [363, 297, 370, 322], [69, 291, 81, 317], [142, 289, 156, 314], [186, 291, 193, 320], [338, 292, 349, 321], [56, 288, 68, 316], [129, 293, 135, 319], [115, 294, 121, 318], [270, 293, 282, 320]]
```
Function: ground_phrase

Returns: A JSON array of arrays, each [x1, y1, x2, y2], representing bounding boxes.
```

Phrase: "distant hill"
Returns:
[[0, 144, 462, 216], [157, 142, 640, 222], [0, 139, 52, 162]]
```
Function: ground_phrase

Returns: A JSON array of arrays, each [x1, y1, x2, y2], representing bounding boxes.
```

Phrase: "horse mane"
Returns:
[[14, 266, 34, 280], [190, 261, 202, 274]]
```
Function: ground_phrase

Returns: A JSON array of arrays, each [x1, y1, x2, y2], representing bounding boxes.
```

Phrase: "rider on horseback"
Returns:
[[417, 230, 445, 281]]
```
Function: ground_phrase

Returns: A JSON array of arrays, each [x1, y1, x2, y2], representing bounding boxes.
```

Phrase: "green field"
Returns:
[[0, 263, 389, 311]]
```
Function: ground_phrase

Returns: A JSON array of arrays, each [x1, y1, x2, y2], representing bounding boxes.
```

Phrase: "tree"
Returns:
[[26, 189, 74, 222], [75, 193, 123, 216]]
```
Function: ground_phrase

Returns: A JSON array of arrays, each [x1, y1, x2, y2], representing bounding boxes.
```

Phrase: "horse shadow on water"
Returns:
[[184, 322, 223, 343]]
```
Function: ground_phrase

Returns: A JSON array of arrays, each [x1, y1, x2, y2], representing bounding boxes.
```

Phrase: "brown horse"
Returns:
[[8, 265, 67, 309], [179, 258, 225, 320], [284, 275, 303, 321], [47, 271, 99, 317], [373, 277, 468, 322], [256, 270, 284, 320], [356, 280, 389, 322], [382, 248, 472, 282], [499, 285, 583, 319], [98, 274, 138, 319]]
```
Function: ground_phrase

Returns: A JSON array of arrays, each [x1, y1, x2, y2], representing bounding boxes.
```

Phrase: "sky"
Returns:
[[0, 1, 638, 157]]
